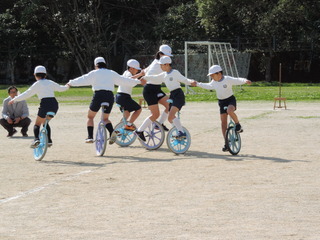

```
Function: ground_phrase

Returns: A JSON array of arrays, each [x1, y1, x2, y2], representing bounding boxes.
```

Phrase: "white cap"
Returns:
[[94, 57, 106, 65], [159, 44, 173, 56], [158, 56, 172, 65], [207, 65, 222, 76], [34, 65, 47, 74], [127, 59, 141, 70]]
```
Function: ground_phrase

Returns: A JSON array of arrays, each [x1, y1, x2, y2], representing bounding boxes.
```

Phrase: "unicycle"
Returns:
[[33, 111, 55, 161], [166, 99, 191, 154], [113, 105, 137, 147], [95, 102, 109, 156], [224, 107, 241, 155], [138, 121, 165, 150]]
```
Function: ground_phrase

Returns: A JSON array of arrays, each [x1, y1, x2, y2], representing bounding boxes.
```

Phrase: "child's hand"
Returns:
[[190, 81, 197, 87], [139, 78, 146, 86], [246, 80, 252, 85], [8, 100, 14, 105]]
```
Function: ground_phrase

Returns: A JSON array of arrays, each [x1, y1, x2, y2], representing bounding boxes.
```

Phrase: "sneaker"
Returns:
[[222, 145, 229, 152], [155, 124, 169, 131], [109, 131, 119, 145], [85, 138, 94, 143], [48, 140, 53, 147], [7, 129, 17, 137], [21, 132, 28, 137], [235, 124, 243, 133], [176, 131, 187, 139], [30, 139, 40, 148], [134, 130, 146, 142], [124, 124, 136, 131]]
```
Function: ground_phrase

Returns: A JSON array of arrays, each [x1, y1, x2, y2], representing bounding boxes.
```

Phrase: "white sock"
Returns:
[[137, 117, 152, 132], [158, 112, 168, 124], [172, 117, 184, 132]]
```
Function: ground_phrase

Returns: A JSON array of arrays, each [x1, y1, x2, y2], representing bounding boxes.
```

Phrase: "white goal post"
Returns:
[[184, 41, 251, 93]]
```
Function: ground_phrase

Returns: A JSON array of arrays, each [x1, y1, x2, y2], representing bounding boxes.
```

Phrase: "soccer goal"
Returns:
[[184, 41, 251, 93]]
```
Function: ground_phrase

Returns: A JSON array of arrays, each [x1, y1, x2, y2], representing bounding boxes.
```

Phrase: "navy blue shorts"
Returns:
[[38, 98, 59, 118], [90, 90, 114, 113], [218, 95, 237, 114], [168, 88, 185, 110], [116, 93, 141, 112], [143, 84, 166, 106]]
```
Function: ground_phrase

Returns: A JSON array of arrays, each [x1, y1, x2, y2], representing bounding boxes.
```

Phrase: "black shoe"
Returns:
[[175, 131, 187, 139], [48, 139, 53, 147], [155, 124, 169, 131], [22, 132, 28, 137], [235, 123, 243, 133], [135, 130, 146, 142], [222, 145, 228, 152], [7, 129, 17, 137], [161, 124, 169, 131]]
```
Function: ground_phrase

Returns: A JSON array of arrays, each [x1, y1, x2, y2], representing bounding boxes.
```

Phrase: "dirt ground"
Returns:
[[1, 101, 320, 240]]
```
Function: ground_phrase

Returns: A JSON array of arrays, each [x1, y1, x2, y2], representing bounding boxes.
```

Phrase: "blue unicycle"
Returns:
[[114, 105, 137, 147], [224, 107, 241, 155], [33, 112, 55, 161], [166, 99, 191, 154]]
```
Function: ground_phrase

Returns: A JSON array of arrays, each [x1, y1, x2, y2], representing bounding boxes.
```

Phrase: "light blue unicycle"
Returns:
[[95, 102, 109, 156], [224, 107, 241, 155], [113, 105, 137, 147], [33, 111, 55, 161], [166, 99, 191, 154]]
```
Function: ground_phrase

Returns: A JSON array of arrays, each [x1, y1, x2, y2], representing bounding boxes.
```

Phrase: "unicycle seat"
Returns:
[[46, 112, 56, 118]]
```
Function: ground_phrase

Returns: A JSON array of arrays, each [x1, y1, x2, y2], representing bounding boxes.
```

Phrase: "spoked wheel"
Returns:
[[139, 121, 165, 150], [95, 122, 107, 156], [225, 126, 241, 155], [114, 121, 137, 147], [34, 129, 48, 161], [166, 127, 191, 154]]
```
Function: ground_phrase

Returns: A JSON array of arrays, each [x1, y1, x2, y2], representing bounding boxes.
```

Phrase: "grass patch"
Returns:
[[245, 111, 274, 120], [296, 116, 320, 119], [1, 82, 320, 104]]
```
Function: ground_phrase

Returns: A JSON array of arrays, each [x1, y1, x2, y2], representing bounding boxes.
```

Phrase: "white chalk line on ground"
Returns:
[[0, 170, 93, 204]]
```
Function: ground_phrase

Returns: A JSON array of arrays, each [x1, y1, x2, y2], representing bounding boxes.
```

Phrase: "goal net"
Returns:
[[184, 41, 251, 93]]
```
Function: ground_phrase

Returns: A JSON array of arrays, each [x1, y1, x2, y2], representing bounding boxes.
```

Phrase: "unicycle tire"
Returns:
[[114, 122, 137, 147], [34, 130, 48, 161], [138, 121, 165, 150], [166, 127, 191, 154], [225, 126, 241, 155], [95, 122, 107, 156]]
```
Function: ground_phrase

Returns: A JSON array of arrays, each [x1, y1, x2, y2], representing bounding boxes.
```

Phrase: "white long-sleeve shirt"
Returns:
[[145, 59, 163, 78], [143, 69, 193, 91], [116, 70, 138, 95], [12, 79, 69, 102], [68, 68, 140, 91], [197, 76, 247, 100]]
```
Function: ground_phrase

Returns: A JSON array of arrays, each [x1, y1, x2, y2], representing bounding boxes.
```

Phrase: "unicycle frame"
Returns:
[[114, 105, 137, 147], [95, 102, 109, 156], [33, 112, 55, 161], [166, 99, 191, 154], [224, 107, 241, 155]]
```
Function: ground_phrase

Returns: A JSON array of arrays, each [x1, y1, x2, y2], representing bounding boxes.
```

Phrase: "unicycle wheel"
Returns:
[[114, 122, 137, 147], [138, 121, 165, 150], [225, 126, 241, 155], [33, 130, 48, 161], [95, 122, 107, 156], [166, 127, 191, 154]]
